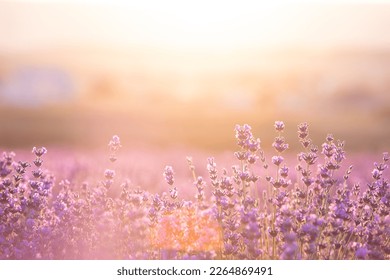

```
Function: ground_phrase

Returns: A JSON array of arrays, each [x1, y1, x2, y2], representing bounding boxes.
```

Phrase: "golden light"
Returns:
[[125, 0, 282, 51], [2, 0, 390, 102], [72, 0, 291, 53]]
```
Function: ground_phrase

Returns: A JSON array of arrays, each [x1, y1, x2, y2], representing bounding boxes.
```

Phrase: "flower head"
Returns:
[[104, 169, 115, 179], [108, 135, 121, 162], [32, 147, 47, 157], [163, 166, 175, 185], [274, 121, 285, 132], [272, 155, 284, 166], [356, 247, 368, 260]]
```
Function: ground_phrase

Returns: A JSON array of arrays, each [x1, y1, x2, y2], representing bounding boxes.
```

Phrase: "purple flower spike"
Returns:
[[32, 147, 47, 157], [163, 165, 175, 185], [104, 169, 115, 179], [272, 155, 284, 166], [356, 247, 368, 260], [274, 121, 285, 132]]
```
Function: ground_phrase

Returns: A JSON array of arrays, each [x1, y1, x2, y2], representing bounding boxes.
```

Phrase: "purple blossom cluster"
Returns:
[[0, 122, 389, 259]]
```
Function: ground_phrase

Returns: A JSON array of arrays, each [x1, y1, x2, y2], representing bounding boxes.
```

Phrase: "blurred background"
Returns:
[[1, 0, 390, 152]]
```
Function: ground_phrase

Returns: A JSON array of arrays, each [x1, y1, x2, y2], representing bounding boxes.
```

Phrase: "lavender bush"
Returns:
[[0, 122, 388, 259]]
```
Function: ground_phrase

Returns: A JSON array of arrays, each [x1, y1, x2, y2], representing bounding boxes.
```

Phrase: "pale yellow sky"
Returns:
[[1, 1, 390, 53]]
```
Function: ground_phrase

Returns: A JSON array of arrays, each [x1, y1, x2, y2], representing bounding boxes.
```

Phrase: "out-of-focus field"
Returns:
[[1, 49, 390, 152], [0, 84, 389, 152]]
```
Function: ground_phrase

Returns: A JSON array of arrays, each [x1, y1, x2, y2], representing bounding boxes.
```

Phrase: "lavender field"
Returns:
[[1, 0, 390, 262], [0, 121, 388, 260]]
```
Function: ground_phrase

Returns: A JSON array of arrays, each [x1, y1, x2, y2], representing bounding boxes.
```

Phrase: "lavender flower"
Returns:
[[274, 121, 285, 132], [32, 147, 47, 157], [356, 247, 368, 260], [104, 169, 115, 180], [163, 166, 175, 185], [108, 135, 121, 162], [271, 155, 284, 166]]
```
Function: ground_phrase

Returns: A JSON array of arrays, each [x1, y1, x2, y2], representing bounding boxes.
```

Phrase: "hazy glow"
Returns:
[[1, 0, 390, 53], [125, 1, 285, 50]]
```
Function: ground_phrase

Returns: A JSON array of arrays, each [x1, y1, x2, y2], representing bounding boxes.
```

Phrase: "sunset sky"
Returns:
[[1, 0, 390, 53]]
